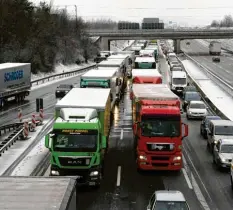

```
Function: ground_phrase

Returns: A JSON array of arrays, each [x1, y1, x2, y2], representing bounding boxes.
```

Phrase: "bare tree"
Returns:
[[210, 20, 220, 27]]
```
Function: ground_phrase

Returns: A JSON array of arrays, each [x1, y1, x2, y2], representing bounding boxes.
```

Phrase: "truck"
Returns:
[[45, 88, 111, 187], [0, 63, 31, 108], [139, 49, 155, 57], [131, 69, 162, 84], [169, 71, 187, 95], [80, 69, 122, 104], [108, 54, 132, 71], [209, 41, 221, 55], [135, 56, 156, 69], [130, 46, 143, 55], [0, 177, 77, 210], [131, 84, 188, 171], [145, 45, 158, 60]]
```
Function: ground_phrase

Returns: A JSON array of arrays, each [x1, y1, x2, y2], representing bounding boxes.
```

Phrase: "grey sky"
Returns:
[[31, 0, 233, 26]]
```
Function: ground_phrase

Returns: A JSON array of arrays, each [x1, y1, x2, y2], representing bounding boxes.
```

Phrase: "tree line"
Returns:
[[0, 0, 100, 74], [210, 15, 233, 28]]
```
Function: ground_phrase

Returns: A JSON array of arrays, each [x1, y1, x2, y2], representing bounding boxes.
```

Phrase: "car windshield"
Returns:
[[185, 92, 201, 101], [141, 115, 180, 137], [172, 68, 182, 71], [205, 117, 220, 126], [173, 78, 186, 85], [58, 84, 70, 88], [190, 103, 205, 109], [215, 126, 233, 135], [220, 144, 233, 153], [54, 133, 98, 152], [154, 201, 189, 210]]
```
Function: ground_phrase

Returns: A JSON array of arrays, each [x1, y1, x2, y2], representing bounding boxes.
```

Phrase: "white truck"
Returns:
[[209, 41, 221, 55], [0, 63, 31, 108], [170, 70, 187, 94]]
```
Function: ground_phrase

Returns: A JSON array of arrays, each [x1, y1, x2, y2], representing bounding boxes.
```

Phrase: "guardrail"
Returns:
[[31, 64, 96, 86], [178, 54, 232, 120], [0, 122, 23, 136]]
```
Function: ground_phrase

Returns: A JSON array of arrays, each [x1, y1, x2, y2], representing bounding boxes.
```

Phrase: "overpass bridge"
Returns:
[[88, 28, 233, 53]]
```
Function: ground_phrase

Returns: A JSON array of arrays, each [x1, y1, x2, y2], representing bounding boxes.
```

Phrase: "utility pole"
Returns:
[[74, 5, 78, 34]]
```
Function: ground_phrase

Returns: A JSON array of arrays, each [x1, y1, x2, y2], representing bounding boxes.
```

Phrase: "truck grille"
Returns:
[[147, 143, 174, 152], [59, 157, 91, 167], [151, 156, 170, 161]]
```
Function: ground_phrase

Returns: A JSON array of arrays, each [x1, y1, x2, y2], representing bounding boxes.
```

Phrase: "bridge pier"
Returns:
[[100, 37, 110, 51], [174, 39, 181, 54]]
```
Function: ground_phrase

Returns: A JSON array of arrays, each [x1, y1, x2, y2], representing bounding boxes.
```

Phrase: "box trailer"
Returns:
[[0, 63, 31, 108]]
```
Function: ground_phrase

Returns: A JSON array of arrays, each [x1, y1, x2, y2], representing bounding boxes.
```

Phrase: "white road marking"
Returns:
[[120, 129, 124, 140], [116, 166, 122, 187], [182, 168, 193, 189]]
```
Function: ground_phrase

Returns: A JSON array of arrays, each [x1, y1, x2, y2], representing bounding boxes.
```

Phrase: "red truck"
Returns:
[[132, 69, 162, 84], [131, 84, 188, 171]]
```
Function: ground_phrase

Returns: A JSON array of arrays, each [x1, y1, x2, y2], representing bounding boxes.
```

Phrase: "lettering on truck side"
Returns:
[[4, 70, 24, 82]]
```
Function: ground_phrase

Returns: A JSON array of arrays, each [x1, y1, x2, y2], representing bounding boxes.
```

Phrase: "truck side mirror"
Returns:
[[116, 78, 122, 86], [45, 133, 54, 150], [182, 123, 188, 140], [102, 136, 107, 149], [130, 91, 133, 100]]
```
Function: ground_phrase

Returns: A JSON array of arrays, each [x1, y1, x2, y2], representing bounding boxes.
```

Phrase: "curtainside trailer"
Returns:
[[0, 63, 31, 108]]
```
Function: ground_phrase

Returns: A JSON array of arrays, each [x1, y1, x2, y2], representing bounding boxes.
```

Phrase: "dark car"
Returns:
[[200, 115, 221, 139], [182, 91, 201, 111], [171, 66, 183, 72], [183, 85, 197, 94], [55, 84, 74, 98], [212, 56, 220, 62]]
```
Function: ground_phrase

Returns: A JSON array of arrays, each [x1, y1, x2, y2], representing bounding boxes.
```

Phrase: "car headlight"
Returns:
[[173, 156, 181, 161], [56, 91, 60, 93], [220, 158, 226, 163], [90, 171, 99, 176], [139, 155, 147, 161], [51, 170, 59, 176], [65, 91, 69, 93], [214, 140, 217, 144], [188, 111, 192, 114]]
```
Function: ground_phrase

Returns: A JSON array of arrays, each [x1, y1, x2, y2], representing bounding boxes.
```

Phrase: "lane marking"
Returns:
[[120, 129, 124, 140], [181, 168, 193, 189], [116, 166, 121, 187]]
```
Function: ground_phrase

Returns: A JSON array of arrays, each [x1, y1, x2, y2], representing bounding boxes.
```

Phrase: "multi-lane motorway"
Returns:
[[2, 39, 233, 209]]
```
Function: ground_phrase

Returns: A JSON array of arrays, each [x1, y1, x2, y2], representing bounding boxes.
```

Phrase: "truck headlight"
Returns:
[[90, 171, 99, 176], [51, 170, 59, 176], [173, 156, 181, 161], [139, 155, 147, 160]]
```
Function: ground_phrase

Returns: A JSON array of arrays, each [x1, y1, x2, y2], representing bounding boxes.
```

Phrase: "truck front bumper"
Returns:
[[136, 154, 182, 171], [50, 165, 101, 186]]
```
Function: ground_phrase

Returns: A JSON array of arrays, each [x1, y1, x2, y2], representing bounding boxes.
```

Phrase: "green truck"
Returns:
[[45, 88, 111, 187], [80, 68, 121, 105]]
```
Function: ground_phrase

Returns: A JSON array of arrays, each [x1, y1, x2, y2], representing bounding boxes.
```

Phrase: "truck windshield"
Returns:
[[141, 115, 181, 137], [215, 126, 233, 136], [154, 201, 189, 210], [173, 78, 186, 85], [54, 134, 98, 152]]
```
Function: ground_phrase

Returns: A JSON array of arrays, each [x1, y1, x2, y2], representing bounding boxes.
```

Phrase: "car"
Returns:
[[212, 56, 220, 62], [213, 139, 233, 170], [182, 91, 201, 111], [183, 85, 197, 94], [147, 190, 190, 210], [170, 66, 183, 72], [186, 101, 207, 119], [55, 84, 74, 98], [200, 115, 221, 139]]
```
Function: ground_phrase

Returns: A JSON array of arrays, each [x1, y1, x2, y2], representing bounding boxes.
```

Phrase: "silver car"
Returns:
[[186, 101, 207, 119], [213, 139, 233, 169]]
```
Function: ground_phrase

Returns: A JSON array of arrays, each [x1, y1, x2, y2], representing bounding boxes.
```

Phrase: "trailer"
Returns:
[[209, 41, 221, 55], [131, 69, 162, 84], [80, 69, 121, 104], [135, 56, 156, 69], [0, 63, 31, 108], [46, 88, 112, 187], [0, 177, 77, 210]]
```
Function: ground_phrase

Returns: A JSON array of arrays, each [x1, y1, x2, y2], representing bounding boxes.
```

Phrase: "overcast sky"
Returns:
[[31, 0, 233, 26]]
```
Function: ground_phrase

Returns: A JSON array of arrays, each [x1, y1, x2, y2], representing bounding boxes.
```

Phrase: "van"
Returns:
[[207, 120, 233, 152]]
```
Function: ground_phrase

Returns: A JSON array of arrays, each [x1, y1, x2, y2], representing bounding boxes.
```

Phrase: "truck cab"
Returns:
[[45, 108, 105, 187], [170, 71, 187, 95], [135, 57, 156, 69]]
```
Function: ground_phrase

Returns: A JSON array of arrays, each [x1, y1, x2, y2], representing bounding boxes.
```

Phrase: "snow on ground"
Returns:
[[0, 118, 52, 176], [11, 128, 52, 176], [110, 40, 134, 51], [31, 62, 95, 82]]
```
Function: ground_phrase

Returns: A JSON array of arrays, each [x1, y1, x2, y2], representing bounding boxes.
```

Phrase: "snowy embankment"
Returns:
[[31, 40, 133, 82], [203, 39, 233, 52]]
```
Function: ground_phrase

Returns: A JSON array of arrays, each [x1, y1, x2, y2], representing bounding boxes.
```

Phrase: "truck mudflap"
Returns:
[[136, 154, 182, 171], [50, 165, 102, 187]]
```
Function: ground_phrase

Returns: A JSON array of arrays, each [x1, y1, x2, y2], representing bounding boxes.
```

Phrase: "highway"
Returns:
[[181, 40, 233, 210], [181, 39, 233, 86]]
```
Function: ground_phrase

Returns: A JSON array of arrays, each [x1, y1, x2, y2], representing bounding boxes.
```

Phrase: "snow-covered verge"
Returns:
[[110, 40, 135, 51], [31, 62, 95, 82], [204, 39, 233, 52]]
